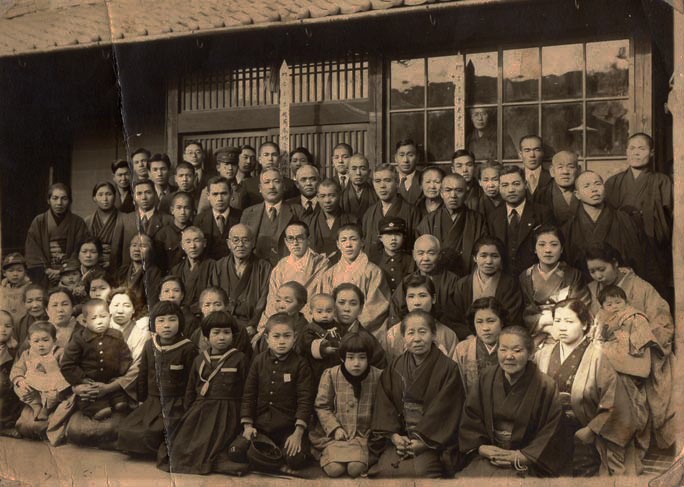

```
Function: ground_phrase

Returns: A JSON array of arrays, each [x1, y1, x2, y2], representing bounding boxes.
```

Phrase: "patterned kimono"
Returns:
[[318, 252, 390, 339], [454, 336, 498, 395], [85, 210, 120, 269]]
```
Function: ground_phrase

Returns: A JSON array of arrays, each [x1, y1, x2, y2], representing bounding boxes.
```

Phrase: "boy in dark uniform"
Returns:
[[369, 217, 414, 294]]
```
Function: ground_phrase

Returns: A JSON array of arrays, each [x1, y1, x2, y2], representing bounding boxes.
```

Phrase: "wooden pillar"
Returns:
[[166, 77, 179, 165]]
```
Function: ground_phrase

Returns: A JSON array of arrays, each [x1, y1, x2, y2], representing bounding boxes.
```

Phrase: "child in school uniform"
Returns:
[[368, 217, 414, 294], [60, 299, 133, 421], [15, 284, 48, 346], [11, 321, 70, 422], [158, 311, 247, 475], [0, 253, 32, 325], [231, 312, 315, 471], [255, 281, 309, 354], [0, 311, 22, 430], [169, 226, 217, 314], [310, 332, 383, 478], [117, 301, 197, 457]]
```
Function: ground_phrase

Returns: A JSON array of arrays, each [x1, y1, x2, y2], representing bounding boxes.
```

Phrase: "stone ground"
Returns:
[[0, 436, 674, 486]]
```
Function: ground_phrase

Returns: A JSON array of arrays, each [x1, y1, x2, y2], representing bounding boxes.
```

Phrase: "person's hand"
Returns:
[[334, 428, 348, 441], [242, 424, 257, 440], [409, 438, 428, 457], [490, 449, 528, 467], [284, 428, 304, 457], [94, 382, 120, 398], [322, 345, 338, 357], [478, 444, 505, 459], [45, 268, 60, 282], [73, 383, 98, 401], [15, 379, 33, 401], [575, 426, 596, 445], [391, 434, 411, 456]]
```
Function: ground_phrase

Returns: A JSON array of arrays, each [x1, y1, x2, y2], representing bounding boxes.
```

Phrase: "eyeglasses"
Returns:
[[229, 237, 251, 245], [285, 235, 307, 243]]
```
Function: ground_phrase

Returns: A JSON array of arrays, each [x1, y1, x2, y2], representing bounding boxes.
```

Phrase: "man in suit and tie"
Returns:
[[519, 134, 552, 199], [111, 159, 134, 213], [286, 164, 320, 217], [394, 139, 423, 205], [487, 165, 554, 277], [243, 141, 299, 207], [182, 141, 211, 193], [332, 142, 352, 190], [194, 176, 242, 260], [240, 168, 301, 266], [119, 179, 173, 267], [148, 153, 177, 206]]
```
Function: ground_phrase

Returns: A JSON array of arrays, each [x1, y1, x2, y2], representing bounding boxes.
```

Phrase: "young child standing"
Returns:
[[10, 321, 70, 421], [310, 332, 383, 478], [117, 301, 197, 456], [0, 311, 22, 430], [0, 253, 31, 325], [232, 313, 315, 471], [60, 299, 132, 421], [158, 311, 247, 475], [15, 284, 48, 346]]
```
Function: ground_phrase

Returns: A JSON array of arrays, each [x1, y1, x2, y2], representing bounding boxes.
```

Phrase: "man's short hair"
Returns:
[[148, 153, 172, 169], [499, 165, 525, 180], [175, 161, 196, 174], [131, 147, 151, 159], [111, 159, 130, 174]]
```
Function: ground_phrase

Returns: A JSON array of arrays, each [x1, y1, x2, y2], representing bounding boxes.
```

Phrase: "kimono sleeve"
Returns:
[[314, 368, 342, 436], [248, 262, 272, 330], [358, 266, 390, 338], [24, 215, 48, 268], [458, 371, 491, 454], [370, 364, 403, 437]]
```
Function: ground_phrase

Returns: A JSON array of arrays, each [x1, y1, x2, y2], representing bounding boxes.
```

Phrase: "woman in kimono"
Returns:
[[520, 225, 589, 346], [454, 297, 507, 395], [454, 236, 524, 334], [536, 299, 635, 476], [370, 310, 465, 478], [459, 325, 568, 477], [114, 234, 162, 310], [71, 238, 105, 304], [415, 165, 444, 219], [584, 243, 675, 450], [25, 183, 89, 287], [84, 182, 124, 271]]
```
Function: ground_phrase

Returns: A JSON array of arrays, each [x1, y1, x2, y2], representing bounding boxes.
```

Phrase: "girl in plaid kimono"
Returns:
[[310, 332, 382, 478]]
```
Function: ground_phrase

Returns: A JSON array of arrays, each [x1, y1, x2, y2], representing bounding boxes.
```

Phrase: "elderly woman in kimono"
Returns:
[[25, 183, 89, 287], [318, 223, 390, 339], [370, 310, 464, 478], [520, 225, 590, 346], [584, 243, 675, 451], [537, 299, 635, 476], [258, 221, 329, 329], [459, 325, 568, 477]]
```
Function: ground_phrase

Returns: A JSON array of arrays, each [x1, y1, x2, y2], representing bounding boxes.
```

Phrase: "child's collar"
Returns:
[[268, 348, 292, 361]]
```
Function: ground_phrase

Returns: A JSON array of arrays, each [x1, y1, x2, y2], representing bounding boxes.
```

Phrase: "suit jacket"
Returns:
[[240, 202, 302, 266], [119, 210, 173, 267], [285, 195, 319, 217], [114, 189, 135, 213], [193, 207, 242, 260], [397, 169, 423, 205], [525, 168, 552, 200], [243, 175, 300, 208], [487, 201, 555, 277]]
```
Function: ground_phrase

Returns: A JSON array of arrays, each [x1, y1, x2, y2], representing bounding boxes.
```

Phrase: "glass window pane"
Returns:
[[542, 103, 583, 156], [587, 40, 629, 97], [466, 107, 498, 161], [390, 59, 425, 109], [390, 112, 424, 155], [427, 110, 454, 162], [428, 56, 457, 107], [503, 106, 538, 160], [504, 48, 539, 102], [542, 44, 582, 100], [466, 52, 498, 105], [586, 100, 629, 156]]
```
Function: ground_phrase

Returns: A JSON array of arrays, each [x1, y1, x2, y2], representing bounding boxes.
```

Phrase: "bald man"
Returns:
[[215, 223, 273, 338], [533, 151, 580, 225], [416, 173, 488, 276], [562, 171, 651, 286], [389, 235, 463, 337]]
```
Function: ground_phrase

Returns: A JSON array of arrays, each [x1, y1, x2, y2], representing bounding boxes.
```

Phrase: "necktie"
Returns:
[[400, 176, 408, 191], [217, 215, 226, 234], [340, 175, 347, 188], [140, 215, 149, 233], [508, 209, 520, 246], [268, 207, 277, 222], [527, 172, 538, 193], [305, 201, 313, 215]]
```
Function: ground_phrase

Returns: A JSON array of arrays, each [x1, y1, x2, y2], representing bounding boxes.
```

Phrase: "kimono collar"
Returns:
[[153, 334, 191, 352], [536, 262, 561, 280], [49, 209, 67, 225], [286, 247, 315, 268], [338, 251, 369, 272]]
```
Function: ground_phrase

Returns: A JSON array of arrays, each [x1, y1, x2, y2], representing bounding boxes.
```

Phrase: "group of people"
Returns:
[[0, 132, 675, 478]]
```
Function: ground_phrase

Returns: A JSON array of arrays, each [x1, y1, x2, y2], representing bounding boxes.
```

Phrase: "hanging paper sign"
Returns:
[[453, 54, 466, 151], [279, 59, 292, 175]]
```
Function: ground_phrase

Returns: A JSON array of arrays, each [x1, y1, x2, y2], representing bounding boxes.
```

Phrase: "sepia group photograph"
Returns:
[[0, 0, 682, 484]]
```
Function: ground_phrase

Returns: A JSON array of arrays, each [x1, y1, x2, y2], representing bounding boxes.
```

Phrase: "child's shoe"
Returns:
[[93, 407, 112, 421], [113, 401, 129, 413]]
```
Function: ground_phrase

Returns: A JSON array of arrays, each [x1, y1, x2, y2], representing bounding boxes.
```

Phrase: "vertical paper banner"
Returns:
[[453, 54, 466, 152], [279, 59, 292, 176]]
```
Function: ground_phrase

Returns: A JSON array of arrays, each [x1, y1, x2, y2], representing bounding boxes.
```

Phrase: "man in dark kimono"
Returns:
[[339, 153, 377, 216], [389, 235, 462, 336], [243, 142, 299, 207], [604, 133, 673, 296], [194, 176, 242, 261], [519, 135, 552, 199], [451, 149, 482, 212], [562, 170, 653, 287], [417, 173, 487, 277], [286, 164, 320, 216], [488, 166, 554, 278], [362, 164, 420, 256], [111, 160, 134, 213], [370, 310, 465, 478], [25, 183, 89, 286], [118, 180, 173, 268], [476, 161, 504, 224], [394, 139, 423, 205], [302, 178, 357, 261], [533, 151, 580, 225], [215, 224, 272, 339], [240, 169, 302, 267], [169, 226, 217, 313]]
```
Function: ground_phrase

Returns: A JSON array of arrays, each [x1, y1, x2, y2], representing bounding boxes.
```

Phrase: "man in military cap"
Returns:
[[368, 216, 415, 294]]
